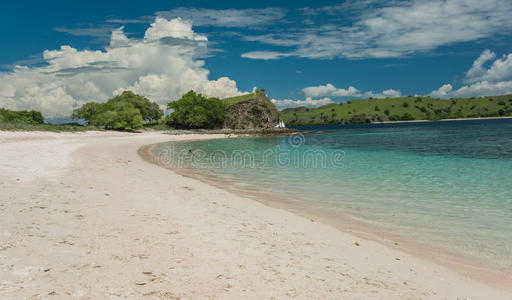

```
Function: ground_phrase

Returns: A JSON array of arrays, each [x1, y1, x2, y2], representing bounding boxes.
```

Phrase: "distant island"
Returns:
[[281, 94, 512, 126], [2, 91, 512, 131]]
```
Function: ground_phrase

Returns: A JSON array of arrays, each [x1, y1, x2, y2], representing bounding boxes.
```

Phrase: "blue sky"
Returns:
[[1, 0, 512, 118]]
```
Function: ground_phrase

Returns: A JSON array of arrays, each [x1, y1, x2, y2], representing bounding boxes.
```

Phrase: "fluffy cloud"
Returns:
[[144, 17, 207, 41], [465, 49, 512, 84], [365, 89, 402, 99], [0, 18, 245, 118], [301, 83, 401, 99], [302, 84, 360, 97], [430, 81, 512, 98], [465, 49, 496, 82], [431, 49, 512, 98], [241, 0, 512, 59], [271, 97, 333, 109]]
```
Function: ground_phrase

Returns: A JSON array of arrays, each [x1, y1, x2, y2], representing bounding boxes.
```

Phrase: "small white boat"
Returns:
[[275, 121, 286, 128]]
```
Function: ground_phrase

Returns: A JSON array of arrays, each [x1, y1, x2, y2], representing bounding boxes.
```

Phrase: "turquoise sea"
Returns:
[[154, 119, 512, 272]]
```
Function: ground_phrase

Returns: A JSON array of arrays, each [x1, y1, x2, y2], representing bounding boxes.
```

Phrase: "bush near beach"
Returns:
[[72, 91, 163, 131]]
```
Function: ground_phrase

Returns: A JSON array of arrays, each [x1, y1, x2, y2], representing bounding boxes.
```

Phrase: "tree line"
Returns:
[[1, 90, 226, 131], [72, 90, 225, 130]]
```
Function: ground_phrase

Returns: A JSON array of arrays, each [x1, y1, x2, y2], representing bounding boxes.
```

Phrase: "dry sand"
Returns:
[[0, 131, 511, 299]]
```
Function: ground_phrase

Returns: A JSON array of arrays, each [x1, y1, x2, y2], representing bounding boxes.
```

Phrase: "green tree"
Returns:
[[72, 91, 161, 130], [89, 102, 143, 130], [166, 91, 225, 129], [72, 102, 102, 124], [108, 91, 163, 121]]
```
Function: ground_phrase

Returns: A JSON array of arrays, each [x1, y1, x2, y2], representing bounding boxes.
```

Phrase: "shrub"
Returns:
[[108, 91, 163, 121], [90, 102, 143, 130], [401, 113, 414, 121], [0, 108, 45, 125]]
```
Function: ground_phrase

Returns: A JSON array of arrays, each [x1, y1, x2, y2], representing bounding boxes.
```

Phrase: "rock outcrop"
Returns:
[[223, 92, 280, 129]]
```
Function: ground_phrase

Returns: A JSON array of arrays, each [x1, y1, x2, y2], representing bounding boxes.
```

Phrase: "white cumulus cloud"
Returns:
[[431, 49, 512, 98], [430, 81, 512, 98], [271, 97, 333, 109], [144, 17, 208, 41], [302, 84, 360, 97], [0, 18, 244, 118], [301, 83, 401, 99], [465, 49, 512, 84]]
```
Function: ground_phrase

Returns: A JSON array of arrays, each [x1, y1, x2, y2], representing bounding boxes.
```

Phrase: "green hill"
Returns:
[[280, 94, 512, 126]]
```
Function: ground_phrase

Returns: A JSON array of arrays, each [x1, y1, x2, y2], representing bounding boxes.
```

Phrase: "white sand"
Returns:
[[0, 131, 511, 299]]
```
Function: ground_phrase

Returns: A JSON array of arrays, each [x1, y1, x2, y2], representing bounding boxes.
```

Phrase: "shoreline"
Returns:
[[1, 130, 511, 298], [380, 116, 512, 124], [140, 138, 512, 290], [290, 115, 512, 127]]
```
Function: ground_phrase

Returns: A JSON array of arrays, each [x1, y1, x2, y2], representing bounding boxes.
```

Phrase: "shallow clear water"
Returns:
[[155, 119, 512, 272]]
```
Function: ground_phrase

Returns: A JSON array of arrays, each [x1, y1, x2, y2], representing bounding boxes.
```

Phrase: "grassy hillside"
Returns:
[[222, 90, 266, 107], [281, 94, 512, 125]]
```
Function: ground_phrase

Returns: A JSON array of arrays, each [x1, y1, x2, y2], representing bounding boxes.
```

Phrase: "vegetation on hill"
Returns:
[[223, 89, 266, 107], [280, 95, 512, 126], [164, 91, 226, 129], [72, 91, 163, 131]]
